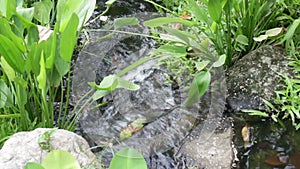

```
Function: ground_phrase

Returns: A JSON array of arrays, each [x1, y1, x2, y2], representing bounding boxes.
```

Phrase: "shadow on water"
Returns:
[[232, 116, 300, 169]]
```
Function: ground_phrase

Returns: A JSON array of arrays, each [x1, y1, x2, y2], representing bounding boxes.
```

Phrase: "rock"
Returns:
[[0, 128, 100, 169], [180, 118, 233, 169], [226, 45, 293, 112]]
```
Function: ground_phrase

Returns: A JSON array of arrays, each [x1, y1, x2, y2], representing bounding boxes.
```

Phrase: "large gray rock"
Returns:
[[226, 45, 293, 112], [0, 128, 100, 169]]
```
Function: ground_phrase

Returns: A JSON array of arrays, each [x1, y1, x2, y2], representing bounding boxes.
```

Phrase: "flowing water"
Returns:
[[71, 1, 300, 168]]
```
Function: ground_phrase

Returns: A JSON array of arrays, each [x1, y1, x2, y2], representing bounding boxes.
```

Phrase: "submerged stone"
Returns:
[[226, 45, 293, 112]]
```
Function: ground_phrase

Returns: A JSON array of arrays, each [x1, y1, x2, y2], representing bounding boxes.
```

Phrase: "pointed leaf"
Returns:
[[208, 0, 222, 23], [37, 51, 46, 89], [33, 0, 53, 25], [265, 27, 283, 37], [144, 17, 194, 28], [236, 34, 249, 45], [41, 150, 80, 169]]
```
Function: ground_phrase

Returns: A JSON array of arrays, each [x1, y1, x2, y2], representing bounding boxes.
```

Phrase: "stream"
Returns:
[[72, 0, 300, 169]]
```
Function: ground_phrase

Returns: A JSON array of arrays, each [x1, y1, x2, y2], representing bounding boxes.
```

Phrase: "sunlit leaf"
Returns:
[[37, 51, 46, 89], [281, 18, 300, 43], [17, 7, 34, 21], [185, 71, 211, 107], [114, 17, 139, 30], [0, 0, 16, 19], [208, 0, 222, 23], [188, 0, 210, 25], [42, 150, 80, 169], [109, 148, 147, 169], [242, 109, 269, 117], [144, 17, 194, 27], [253, 34, 268, 42], [33, 0, 53, 25], [24, 162, 45, 169], [212, 54, 226, 67], [0, 79, 13, 108], [60, 13, 79, 62], [265, 27, 283, 37]]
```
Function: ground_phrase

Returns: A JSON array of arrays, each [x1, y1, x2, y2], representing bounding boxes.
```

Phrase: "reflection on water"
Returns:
[[233, 118, 300, 169]]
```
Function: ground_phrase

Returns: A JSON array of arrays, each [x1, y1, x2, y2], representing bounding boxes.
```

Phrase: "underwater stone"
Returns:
[[226, 45, 293, 112]]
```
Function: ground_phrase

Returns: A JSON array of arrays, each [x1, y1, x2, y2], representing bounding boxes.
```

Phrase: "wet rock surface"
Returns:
[[0, 128, 100, 169], [226, 45, 293, 112]]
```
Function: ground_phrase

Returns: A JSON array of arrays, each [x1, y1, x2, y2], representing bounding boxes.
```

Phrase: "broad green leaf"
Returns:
[[0, 79, 13, 108], [114, 17, 139, 30], [0, 17, 27, 53], [188, 0, 210, 25], [26, 25, 39, 48], [37, 51, 46, 89], [185, 71, 211, 107], [242, 110, 269, 117], [144, 17, 194, 28], [265, 27, 283, 37], [24, 162, 45, 169], [45, 25, 58, 69], [60, 13, 79, 62], [0, 0, 16, 19], [0, 35, 25, 73], [1, 57, 15, 81], [281, 18, 300, 43], [16, 7, 34, 21], [27, 41, 46, 75], [109, 148, 147, 169], [212, 54, 226, 67], [42, 150, 80, 169], [33, 0, 53, 25], [208, 0, 222, 23], [56, 0, 96, 31], [55, 55, 70, 76], [236, 34, 249, 45]]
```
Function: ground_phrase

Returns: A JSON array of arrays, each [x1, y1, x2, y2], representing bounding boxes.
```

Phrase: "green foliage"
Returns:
[[24, 150, 81, 169], [109, 148, 147, 169], [0, 0, 96, 145]]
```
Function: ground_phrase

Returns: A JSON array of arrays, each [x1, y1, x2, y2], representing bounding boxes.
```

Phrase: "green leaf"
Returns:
[[185, 71, 211, 107], [91, 90, 110, 101], [162, 27, 190, 45], [281, 18, 300, 43], [24, 162, 45, 169], [60, 13, 79, 62], [1, 57, 15, 81], [236, 34, 249, 45], [242, 109, 269, 117], [56, 0, 96, 31], [114, 17, 139, 30], [33, 0, 53, 25], [105, 0, 117, 6], [45, 26, 57, 69], [188, 0, 210, 25], [109, 148, 147, 169], [37, 51, 46, 89], [0, 0, 16, 19], [208, 0, 222, 23], [98, 75, 119, 90], [55, 55, 70, 76], [265, 27, 283, 37], [144, 17, 194, 28], [41, 150, 81, 169], [0, 35, 25, 73], [0, 79, 13, 108], [17, 7, 34, 21], [0, 17, 27, 53], [117, 77, 140, 90], [212, 54, 226, 67], [253, 35, 268, 42], [158, 45, 187, 55]]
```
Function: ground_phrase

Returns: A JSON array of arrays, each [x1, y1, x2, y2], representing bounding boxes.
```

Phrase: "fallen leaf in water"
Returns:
[[120, 118, 146, 140], [242, 123, 250, 149], [290, 150, 300, 168], [265, 153, 287, 166]]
